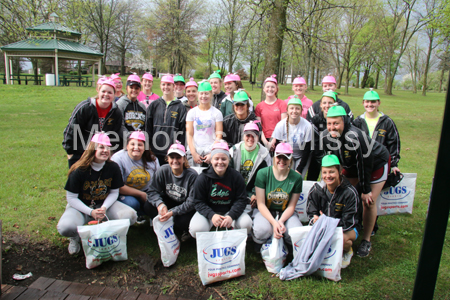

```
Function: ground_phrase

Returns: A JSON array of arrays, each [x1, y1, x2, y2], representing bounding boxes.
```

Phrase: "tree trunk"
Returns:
[[422, 31, 434, 96], [361, 66, 371, 89], [305, 46, 312, 87], [261, 0, 288, 99], [121, 51, 126, 74], [315, 65, 319, 86], [439, 68, 444, 92], [338, 69, 344, 89], [375, 68, 380, 89], [355, 68, 360, 88], [309, 56, 315, 91], [345, 70, 350, 95]]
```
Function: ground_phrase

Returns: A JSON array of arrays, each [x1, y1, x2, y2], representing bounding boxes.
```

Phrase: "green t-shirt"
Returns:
[[240, 144, 259, 184], [365, 113, 381, 138], [255, 166, 303, 211]]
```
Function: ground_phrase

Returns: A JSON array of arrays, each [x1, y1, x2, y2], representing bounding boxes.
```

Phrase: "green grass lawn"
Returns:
[[0, 79, 448, 299]]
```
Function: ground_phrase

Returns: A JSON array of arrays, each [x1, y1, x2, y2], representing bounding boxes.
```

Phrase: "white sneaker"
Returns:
[[342, 247, 353, 269], [68, 236, 81, 255]]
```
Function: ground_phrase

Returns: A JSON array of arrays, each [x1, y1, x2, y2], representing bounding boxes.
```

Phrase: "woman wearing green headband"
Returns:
[[321, 105, 390, 258], [186, 80, 223, 166], [307, 154, 361, 268], [271, 96, 312, 175], [223, 89, 262, 147], [307, 91, 337, 181], [208, 70, 227, 110]]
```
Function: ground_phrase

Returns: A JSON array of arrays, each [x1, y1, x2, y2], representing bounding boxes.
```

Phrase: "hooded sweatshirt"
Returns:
[[62, 97, 123, 156], [193, 165, 247, 221], [116, 95, 147, 134], [306, 96, 353, 122], [353, 112, 401, 168], [145, 97, 187, 156], [147, 164, 198, 216], [318, 114, 389, 194], [223, 111, 262, 147], [212, 91, 227, 110], [230, 141, 272, 198], [307, 177, 362, 232]]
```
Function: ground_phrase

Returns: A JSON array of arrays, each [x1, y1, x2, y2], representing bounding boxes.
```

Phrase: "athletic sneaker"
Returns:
[[371, 230, 376, 237], [342, 248, 353, 268], [68, 237, 80, 255], [135, 216, 146, 225], [357, 240, 372, 257], [181, 231, 191, 242]]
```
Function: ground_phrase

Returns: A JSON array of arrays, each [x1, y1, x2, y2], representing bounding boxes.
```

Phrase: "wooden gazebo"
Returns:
[[1, 13, 103, 86]]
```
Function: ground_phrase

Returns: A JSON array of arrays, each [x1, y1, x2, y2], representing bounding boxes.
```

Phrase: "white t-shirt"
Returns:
[[272, 118, 312, 159], [186, 106, 223, 154]]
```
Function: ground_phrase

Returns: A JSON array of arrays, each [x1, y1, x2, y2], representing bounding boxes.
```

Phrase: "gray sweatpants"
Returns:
[[57, 202, 137, 238], [189, 211, 252, 238], [252, 209, 302, 244]]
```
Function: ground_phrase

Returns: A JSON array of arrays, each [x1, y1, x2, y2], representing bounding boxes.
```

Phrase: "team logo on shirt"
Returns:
[[107, 118, 114, 126], [210, 182, 231, 204], [240, 160, 254, 184], [344, 150, 350, 159], [267, 188, 289, 206], [171, 111, 178, 119], [126, 168, 150, 190], [378, 129, 386, 137], [83, 178, 112, 201]]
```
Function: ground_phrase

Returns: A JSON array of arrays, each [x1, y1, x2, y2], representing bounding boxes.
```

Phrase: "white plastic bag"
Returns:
[[153, 215, 180, 267], [289, 226, 343, 281], [376, 173, 417, 216], [261, 235, 288, 273], [196, 229, 247, 285], [77, 219, 130, 269], [296, 181, 316, 222]]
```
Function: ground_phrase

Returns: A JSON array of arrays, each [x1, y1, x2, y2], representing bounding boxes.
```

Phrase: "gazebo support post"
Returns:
[[9, 57, 13, 85], [98, 59, 102, 76], [55, 49, 59, 86], [92, 62, 95, 85], [4, 53, 10, 85]]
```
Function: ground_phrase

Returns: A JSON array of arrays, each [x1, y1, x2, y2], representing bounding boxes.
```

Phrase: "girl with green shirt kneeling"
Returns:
[[252, 143, 303, 250]]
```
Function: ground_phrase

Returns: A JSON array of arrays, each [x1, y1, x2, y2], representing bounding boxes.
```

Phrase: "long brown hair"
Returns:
[[68, 142, 110, 176], [230, 81, 251, 100]]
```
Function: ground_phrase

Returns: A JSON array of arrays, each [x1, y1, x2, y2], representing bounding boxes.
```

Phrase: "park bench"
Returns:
[[1, 74, 43, 85]]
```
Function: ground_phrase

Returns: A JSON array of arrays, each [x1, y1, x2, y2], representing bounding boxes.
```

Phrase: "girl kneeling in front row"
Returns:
[[57, 132, 137, 255], [252, 143, 303, 250], [306, 154, 361, 268], [189, 142, 252, 238]]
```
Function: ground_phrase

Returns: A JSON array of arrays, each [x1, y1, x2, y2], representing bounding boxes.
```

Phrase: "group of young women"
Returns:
[[59, 71, 401, 268]]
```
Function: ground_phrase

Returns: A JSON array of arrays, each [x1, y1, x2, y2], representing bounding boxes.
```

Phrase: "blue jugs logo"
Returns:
[[88, 232, 120, 253], [203, 242, 239, 265], [160, 223, 177, 244], [323, 245, 336, 260], [293, 237, 306, 253], [380, 186, 410, 200], [298, 193, 307, 205]]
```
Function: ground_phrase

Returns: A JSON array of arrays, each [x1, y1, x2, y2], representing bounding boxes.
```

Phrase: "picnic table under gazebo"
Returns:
[[1, 13, 103, 87]]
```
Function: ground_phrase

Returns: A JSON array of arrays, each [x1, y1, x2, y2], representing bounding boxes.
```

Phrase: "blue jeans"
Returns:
[[119, 195, 145, 216]]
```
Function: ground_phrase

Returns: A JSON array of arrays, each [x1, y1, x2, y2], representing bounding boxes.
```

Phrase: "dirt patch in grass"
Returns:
[[1, 232, 226, 299]]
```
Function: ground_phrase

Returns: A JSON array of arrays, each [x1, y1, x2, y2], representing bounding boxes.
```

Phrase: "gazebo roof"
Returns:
[[1, 39, 103, 57], [26, 21, 82, 36]]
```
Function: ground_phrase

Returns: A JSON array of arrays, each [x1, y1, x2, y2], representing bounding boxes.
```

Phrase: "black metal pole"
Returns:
[[412, 72, 450, 299]]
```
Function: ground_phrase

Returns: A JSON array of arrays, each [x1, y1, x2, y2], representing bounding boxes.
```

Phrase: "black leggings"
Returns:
[[143, 201, 194, 232]]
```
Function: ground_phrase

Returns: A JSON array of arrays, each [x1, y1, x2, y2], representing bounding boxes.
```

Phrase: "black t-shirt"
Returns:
[[65, 161, 124, 208]]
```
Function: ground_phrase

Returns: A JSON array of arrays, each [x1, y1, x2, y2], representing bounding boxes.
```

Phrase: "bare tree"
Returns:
[[379, 0, 427, 95], [81, 0, 124, 74], [111, 0, 141, 74]]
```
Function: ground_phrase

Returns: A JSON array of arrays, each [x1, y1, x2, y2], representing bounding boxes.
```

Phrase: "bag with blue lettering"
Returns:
[[77, 219, 130, 269], [261, 235, 289, 273], [289, 226, 343, 281], [376, 173, 417, 216], [196, 228, 247, 285], [296, 181, 316, 222], [153, 215, 180, 267]]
